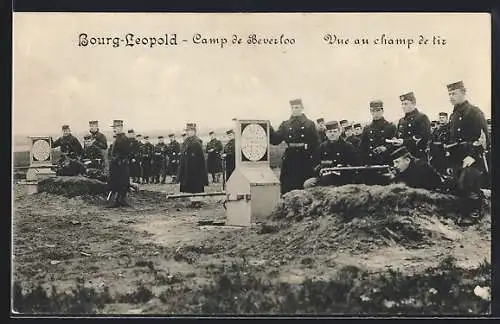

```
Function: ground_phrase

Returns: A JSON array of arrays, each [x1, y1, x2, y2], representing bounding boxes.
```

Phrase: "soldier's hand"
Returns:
[[463, 156, 476, 168], [131, 159, 136, 163]]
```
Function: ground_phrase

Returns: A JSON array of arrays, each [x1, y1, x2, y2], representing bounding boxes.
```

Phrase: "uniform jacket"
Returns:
[[223, 138, 236, 179], [312, 138, 357, 177], [393, 158, 442, 191], [89, 130, 108, 150], [359, 118, 397, 165], [108, 133, 131, 191], [396, 109, 431, 159], [167, 140, 181, 163], [206, 138, 223, 173], [52, 134, 83, 156]]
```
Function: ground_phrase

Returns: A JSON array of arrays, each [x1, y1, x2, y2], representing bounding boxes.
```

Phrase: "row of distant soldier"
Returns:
[[50, 121, 238, 186]]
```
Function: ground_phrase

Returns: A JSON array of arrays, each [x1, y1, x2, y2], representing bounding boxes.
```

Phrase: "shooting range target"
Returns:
[[241, 123, 268, 162], [32, 139, 51, 162]]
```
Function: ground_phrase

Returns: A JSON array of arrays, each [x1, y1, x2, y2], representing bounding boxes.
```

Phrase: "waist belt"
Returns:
[[287, 142, 307, 148]]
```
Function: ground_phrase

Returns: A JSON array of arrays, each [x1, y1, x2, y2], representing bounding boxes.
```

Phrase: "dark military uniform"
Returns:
[[396, 108, 432, 160], [206, 136, 224, 182], [140, 139, 154, 184], [447, 95, 489, 217], [270, 104, 320, 194], [107, 120, 132, 207], [128, 134, 142, 183], [166, 136, 181, 182], [152, 139, 168, 184], [316, 119, 327, 143], [178, 124, 209, 193], [222, 133, 236, 180], [429, 122, 451, 175], [81, 143, 105, 170], [304, 124, 358, 188], [359, 118, 397, 166], [390, 147, 443, 191], [52, 134, 83, 157]]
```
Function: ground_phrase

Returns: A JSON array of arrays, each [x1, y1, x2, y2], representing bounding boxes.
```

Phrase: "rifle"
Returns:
[[319, 165, 393, 177]]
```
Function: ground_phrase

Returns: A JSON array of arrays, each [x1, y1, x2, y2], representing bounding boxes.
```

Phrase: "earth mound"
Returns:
[[37, 176, 108, 197]]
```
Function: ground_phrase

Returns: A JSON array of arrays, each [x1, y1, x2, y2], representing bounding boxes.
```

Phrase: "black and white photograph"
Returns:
[[12, 13, 491, 315]]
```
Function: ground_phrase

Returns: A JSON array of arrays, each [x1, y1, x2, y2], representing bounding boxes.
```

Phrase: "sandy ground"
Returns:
[[12, 176, 491, 314]]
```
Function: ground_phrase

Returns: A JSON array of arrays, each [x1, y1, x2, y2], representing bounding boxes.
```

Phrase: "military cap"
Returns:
[[324, 121, 340, 131], [127, 129, 135, 133], [339, 119, 348, 125], [144, 135, 150, 139], [62, 125, 70, 130], [111, 120, 123, 127], [438, 112, 448, 117], [168, 133, 175, 137], [391, 146, 411, 160], [289, 98, 303, 106], [344, 124, 353, 130], [447, 81, 465, 91], [226, 129, 234, 135], [185, 123, 197, 131], [399, 92, 416, 102], [369, 100, 384, 110], [158, 136, 164, 139], [89, 120, 98, 126], [353, 123, 362, 128], [181, 132, 187, 137], [83, 134, 92, 140], [316, 118, 325, 123], [209, 131, 215, 135], [136, 134, 142, 137]]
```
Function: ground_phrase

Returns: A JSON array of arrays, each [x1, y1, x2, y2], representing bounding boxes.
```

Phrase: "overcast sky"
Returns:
[[13, 13, 490, 136]]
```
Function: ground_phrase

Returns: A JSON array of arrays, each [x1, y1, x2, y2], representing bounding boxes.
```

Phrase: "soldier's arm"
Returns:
[[72, 137, 83, 155], [52, 137, 62, 148], [346, 142, 358, 166], [269, 122, 285, 145], [476, 109, 490, 148], [358, 129, 369, 164], [308, 121, 320, 151], [94, 134, 108, 149], [418, 114, 432, 146]]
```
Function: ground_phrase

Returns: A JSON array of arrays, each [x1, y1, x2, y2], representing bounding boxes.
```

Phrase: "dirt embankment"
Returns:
[[12, 183, 491, 315]]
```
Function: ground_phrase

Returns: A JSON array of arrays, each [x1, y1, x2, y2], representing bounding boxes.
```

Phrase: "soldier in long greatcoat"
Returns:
[[270, 98, 320, 195], [107, 120, 132, 208], [166, 133, 181, 183], [445, 81, 489, 225], [222, 129, 236, 181], [359, 100, 397, 184], [391, 92, 432, 160], [206, 131, 224, 183], [177, 123, 209, 194], [126, 130, 142, 183]]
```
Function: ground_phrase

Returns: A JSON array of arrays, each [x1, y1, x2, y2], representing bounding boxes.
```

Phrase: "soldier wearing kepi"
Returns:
[[52, 125, 83, 157], [166, 133, 181, 183], [152, 136, 168, 184], [127, 130, 141, 183], [316, 118, 328, 143], [107, 120, 132, 208], [359, 101, 397, 165], [429, 112, 451, 175], [140, 136, 154, 184], [206, 131, 224, 183], [81, 134, 105, 170], [391, 92, 432, 160], [177, 123, 209, 195], [222, 129, 236, 180], [446, 80, 490, 225], [270, 98, 320, 194], [88, 120, 108, 150], [304, 121, 357, 188], [385, 146, 443, 191], [339, 119, 349, 140]]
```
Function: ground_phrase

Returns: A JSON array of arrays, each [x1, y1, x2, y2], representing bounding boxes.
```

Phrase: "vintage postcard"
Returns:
[[12, 13, 491, 315]]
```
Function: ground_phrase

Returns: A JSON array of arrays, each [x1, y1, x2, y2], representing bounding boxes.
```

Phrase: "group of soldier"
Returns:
[[49, 79, 490, 225], [271, 80, 490, 226]]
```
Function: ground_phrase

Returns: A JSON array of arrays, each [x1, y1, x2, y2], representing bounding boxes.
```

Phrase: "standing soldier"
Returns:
[[107, 120, 132, 208], [359, 100, 397, 184], [445, 80, 489, 224], [429, 112, 451, 175], [339, 119, 349, 140], [166, 133, 181, 183], [222, 129, 236, 181], [177, 123, 209, 196], [140, 135, 154, 184], [316, 118, 327, 143], [152, 136, 168, 184], [270, 98, 320, 195], [391, 92, 432, 160], [88, 120, 108, 172], [126, 130, 141, 183], [206, 131, 224, 183], [345, 124, 361, 162], [304, 121, 357, 188], [52, 125, 83, 157]]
